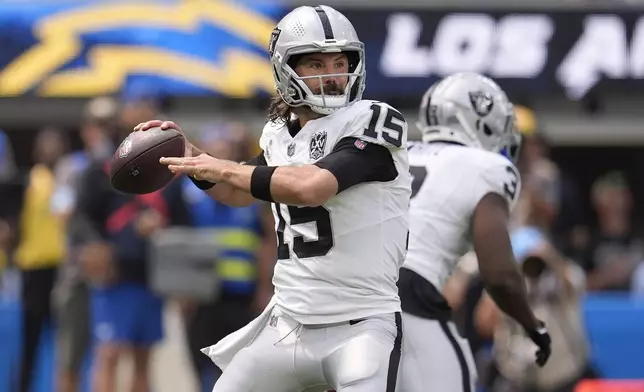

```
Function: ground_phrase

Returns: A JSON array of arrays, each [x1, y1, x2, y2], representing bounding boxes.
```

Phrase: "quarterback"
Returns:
[[135, 5, 411, 392], [397, 73, 552, 392]]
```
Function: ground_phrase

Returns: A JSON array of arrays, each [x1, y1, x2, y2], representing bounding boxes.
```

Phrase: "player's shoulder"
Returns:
[[339, 99, 408, 150], [461, 148, 521, 207], [259, 118, 288, 150], [344, 99, 403, 119], [439, 145, 515, 173], [260, 118, 287, 136]]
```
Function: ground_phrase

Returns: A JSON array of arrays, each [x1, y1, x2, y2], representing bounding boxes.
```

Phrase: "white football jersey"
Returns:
[[404, 141, 521, 291], [259, 100, 411, 324]]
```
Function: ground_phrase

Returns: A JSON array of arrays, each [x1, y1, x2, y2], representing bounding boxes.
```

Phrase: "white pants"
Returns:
[[213, 306, 402, 392], [397, 312, 477, 392]]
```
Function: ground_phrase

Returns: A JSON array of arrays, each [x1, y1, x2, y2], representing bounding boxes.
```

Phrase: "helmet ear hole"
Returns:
[[476, 119, 493, 136], [290, 80, 307, 101], [344, 50, 360, 73], [287, 54, 304, 70]]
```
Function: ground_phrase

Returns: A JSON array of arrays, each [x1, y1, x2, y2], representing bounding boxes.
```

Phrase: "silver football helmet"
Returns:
[[268, 5, 366, 115], [417, 72, 518, 159]]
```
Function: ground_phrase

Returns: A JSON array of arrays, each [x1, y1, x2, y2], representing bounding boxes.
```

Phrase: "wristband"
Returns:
[[250, 166, 277, 202], [188, 175, 216, 190]]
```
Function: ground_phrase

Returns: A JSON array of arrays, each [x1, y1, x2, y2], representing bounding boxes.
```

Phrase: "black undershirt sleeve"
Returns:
[[244, 151, 267, 166], [314, 137, 398, 193]]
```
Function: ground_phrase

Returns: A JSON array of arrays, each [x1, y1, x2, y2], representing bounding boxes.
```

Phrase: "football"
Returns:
[[110, 127, 185, 194]]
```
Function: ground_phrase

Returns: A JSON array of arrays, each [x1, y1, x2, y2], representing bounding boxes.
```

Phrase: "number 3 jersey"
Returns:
[[404, 141, 521, 291], [258, 99, 412, 325]]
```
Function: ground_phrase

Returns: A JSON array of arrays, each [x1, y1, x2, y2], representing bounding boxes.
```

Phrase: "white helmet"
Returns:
[[417, 73, 518, 159], [268, 5, 366, 115]]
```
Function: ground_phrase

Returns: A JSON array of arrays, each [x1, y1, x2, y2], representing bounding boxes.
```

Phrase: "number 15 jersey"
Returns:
[[258, 100, 412, 325], [404, 141, 521, 291]]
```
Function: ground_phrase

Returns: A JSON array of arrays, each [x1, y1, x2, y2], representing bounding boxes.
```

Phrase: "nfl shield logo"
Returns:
[[469, 91, 494, 117], [119, 137, 133, 158], [309, 131, 327, 160], [287, 142, 296, 157]]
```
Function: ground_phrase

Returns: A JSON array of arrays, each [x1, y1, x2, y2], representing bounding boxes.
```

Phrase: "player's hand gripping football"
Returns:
[[527, 321, 552, 367], [160, 153, 227, 182], [133, 120, 193, 157], [134, 119, 226, 182]]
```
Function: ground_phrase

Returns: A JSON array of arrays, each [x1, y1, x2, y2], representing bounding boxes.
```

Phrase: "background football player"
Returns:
[[397, 73, 552, 392], [135, 5, 411, 392]]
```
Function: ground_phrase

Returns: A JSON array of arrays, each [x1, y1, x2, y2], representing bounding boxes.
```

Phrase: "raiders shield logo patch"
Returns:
[[309, 131, 327, 160], [268, 28, 281, 57], [469, 91, 494, 117]]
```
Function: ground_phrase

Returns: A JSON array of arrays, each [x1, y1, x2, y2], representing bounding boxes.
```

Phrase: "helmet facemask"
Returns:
[[273, 43, 366, 115], [500, 113, 524, 163]]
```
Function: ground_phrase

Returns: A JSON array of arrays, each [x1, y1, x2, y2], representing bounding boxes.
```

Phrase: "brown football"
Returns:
[[110, 127, 185, 194]]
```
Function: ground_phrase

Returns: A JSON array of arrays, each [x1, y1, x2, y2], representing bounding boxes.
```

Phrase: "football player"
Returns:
[[397, 73, 552, 392], [135, 5, 411, 392]]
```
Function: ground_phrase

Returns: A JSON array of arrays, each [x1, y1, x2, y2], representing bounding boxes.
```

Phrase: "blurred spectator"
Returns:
[[0, 129, 17, 183], [632, 262, 644, 295], [0, 129, 18, 274], [180, 123, 276, 391], [14, 127, 68, 392], [73, 96, 189, 392], [512, 106, 585, 258], [476, 161, 593, 392], [582, 171, 643, 291], [51, 96, 118, 392]]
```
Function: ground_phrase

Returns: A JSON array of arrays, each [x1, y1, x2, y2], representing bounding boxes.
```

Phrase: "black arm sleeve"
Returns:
[[314, 137, 398, 193], [244, 151, 267, 166]]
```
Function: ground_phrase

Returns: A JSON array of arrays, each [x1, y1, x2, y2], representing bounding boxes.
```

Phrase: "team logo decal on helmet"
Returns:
[[469, 91, 494, 117], [268, 28, 281, 57]]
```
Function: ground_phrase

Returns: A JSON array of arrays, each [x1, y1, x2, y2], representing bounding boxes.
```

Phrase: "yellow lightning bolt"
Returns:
[[0, 1, 276, 96], [39, 46, 274, 97]]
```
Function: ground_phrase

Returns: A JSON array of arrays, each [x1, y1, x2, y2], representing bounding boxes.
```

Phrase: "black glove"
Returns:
[[527, 321, 552, 367]]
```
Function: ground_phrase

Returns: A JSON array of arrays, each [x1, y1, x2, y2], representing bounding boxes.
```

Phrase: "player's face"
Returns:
[[294, 53, 349, 96]]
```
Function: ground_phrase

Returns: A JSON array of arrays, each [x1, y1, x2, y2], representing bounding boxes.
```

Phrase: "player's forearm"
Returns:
[[269, 166, 328, 206], [184, 144, 255, 207], [219, 162, 334, 206], [482, 271, 540, 332], [473, 193, 540, 332], [478, 240, 541, 331]]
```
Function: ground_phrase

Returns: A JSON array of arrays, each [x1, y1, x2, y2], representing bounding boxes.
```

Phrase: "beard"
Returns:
[[313, 82, 344, 96]]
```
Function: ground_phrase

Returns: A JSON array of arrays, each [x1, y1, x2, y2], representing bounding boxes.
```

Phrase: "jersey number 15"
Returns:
[[273, 203, 334, 259], [363, 104, 405, 148]]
